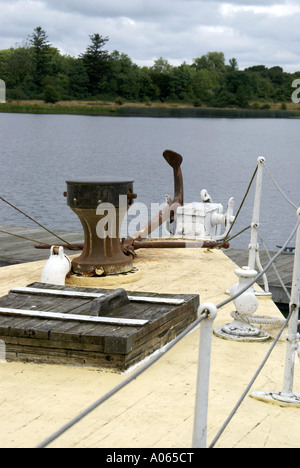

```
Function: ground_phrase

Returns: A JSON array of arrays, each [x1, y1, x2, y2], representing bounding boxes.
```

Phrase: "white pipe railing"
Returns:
[[36, 216, 300, 449], [251, 208, 300, 406], [192, 303, 218, 448], [36, 308, 210, 449], [282, 208, 300, 396], [35, 160, 300, 449], [248, 157, 271, 295], [248, 157, 264, 271]]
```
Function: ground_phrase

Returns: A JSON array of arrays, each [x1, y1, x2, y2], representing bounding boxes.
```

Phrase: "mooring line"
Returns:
[[0, 196, 78, 249], [219, 165, 258, 248], [0, 228, 52, 247]]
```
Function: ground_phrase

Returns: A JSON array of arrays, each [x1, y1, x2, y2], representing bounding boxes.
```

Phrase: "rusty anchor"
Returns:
[[122, 149, 184, 256]]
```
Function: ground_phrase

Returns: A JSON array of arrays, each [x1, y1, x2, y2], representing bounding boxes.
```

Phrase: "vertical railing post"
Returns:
[[248, 157, 265, 271], [248, 157, 271, 296], [281, 207, 300, 397], [192, 303, 217, 448], [251, 208, 300, 406]]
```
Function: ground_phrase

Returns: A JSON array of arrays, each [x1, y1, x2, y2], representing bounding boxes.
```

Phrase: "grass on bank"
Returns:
[[0, 99, 299, 117]]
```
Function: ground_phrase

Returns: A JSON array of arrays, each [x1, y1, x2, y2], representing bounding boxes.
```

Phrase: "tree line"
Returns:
[[0, 26, 299, 108]]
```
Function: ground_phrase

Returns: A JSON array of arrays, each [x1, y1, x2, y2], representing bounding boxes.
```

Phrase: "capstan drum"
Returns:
[[65, 178, 136, 276]]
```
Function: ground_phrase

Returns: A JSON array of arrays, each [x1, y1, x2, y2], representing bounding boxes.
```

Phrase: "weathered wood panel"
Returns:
[[0, 282, 199, 371]]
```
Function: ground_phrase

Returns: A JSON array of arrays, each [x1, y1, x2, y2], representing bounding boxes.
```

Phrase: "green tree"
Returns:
[[136, 66, 152, 100], [67, 58, 89, 99], [81, 34, 110, 95], [229, 58, 238, 71], [191, 68, 215, 104], [192, 52, 226, 73], [169, 64, 193, 101], [43, 78, 60, 103], [217, 70, 254, 108], [149, 57, 173, 100], [30, 26, 52, 88], [108, 51, 140, 99]]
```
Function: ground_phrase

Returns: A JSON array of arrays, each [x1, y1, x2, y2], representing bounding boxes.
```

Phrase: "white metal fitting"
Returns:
[[175, 190, 235, 241], [198, 302, 218, 322], [215, 266, 270, 341], [41, 246, 71, 286]]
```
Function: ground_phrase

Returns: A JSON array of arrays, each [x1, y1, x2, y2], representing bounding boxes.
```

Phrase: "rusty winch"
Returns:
[[65, 178, 136, 277]]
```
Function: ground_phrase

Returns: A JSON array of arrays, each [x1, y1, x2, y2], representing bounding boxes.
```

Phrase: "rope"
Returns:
[[32, 163, 299, 449], [209, 304, 295, 449], [256, 227, 291, 302], [262, 161, 298, 210], [208, 219, 300, 447], [216, 218, 300, 310], [36, 310, 209, 449], [0, 228, 57, 248], [229, 225, 297, 327], [223, 225, 251, 244], [230, 311, 287, 326], [36, 219, 300, 449], [220, 165, 258, 248], [0, 196, 78, 250]]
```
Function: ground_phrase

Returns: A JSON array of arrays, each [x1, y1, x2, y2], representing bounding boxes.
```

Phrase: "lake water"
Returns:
[[0, 113, 299, 250]]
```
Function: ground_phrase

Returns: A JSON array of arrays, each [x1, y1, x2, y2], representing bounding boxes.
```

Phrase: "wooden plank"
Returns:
[[0, 292, 100, 343], [0, 307, 148, 326], [2, 339, 125, 370], [11, 286, 186, 305]]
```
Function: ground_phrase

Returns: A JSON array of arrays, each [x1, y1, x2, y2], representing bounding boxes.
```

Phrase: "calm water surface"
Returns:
[[0, 113, 299, 250]]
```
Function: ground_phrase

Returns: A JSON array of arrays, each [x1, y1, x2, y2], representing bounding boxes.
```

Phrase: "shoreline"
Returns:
[[0, 100, 299, 118]]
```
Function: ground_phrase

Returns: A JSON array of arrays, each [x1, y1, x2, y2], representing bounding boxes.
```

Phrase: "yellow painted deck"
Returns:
[[0, 247, 299, 448]]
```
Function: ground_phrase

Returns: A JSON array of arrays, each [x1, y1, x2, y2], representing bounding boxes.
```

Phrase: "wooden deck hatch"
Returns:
[[0, 283, 199, 371]]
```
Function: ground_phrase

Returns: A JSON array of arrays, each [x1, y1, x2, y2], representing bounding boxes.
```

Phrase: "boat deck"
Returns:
[[0, 225, 294, 308], [0, 245, 299, 448]]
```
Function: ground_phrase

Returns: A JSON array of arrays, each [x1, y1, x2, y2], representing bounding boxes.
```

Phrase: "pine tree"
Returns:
[[30, 26, 51, 88], [81, 34, 109, 95]]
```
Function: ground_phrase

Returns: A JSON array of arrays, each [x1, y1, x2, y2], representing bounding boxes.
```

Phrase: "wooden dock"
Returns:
[[0, 225, 83, 266], [0, 225, 294, 307]]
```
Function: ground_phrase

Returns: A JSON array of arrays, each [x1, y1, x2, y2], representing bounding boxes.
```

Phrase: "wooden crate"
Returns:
[[0, 283, 199, 372]]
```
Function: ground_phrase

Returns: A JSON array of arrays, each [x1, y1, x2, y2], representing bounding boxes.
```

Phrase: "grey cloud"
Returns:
[[0, 0, 300, 71]]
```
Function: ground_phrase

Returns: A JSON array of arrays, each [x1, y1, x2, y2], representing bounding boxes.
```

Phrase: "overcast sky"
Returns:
[[0, 0, 300, 71]]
